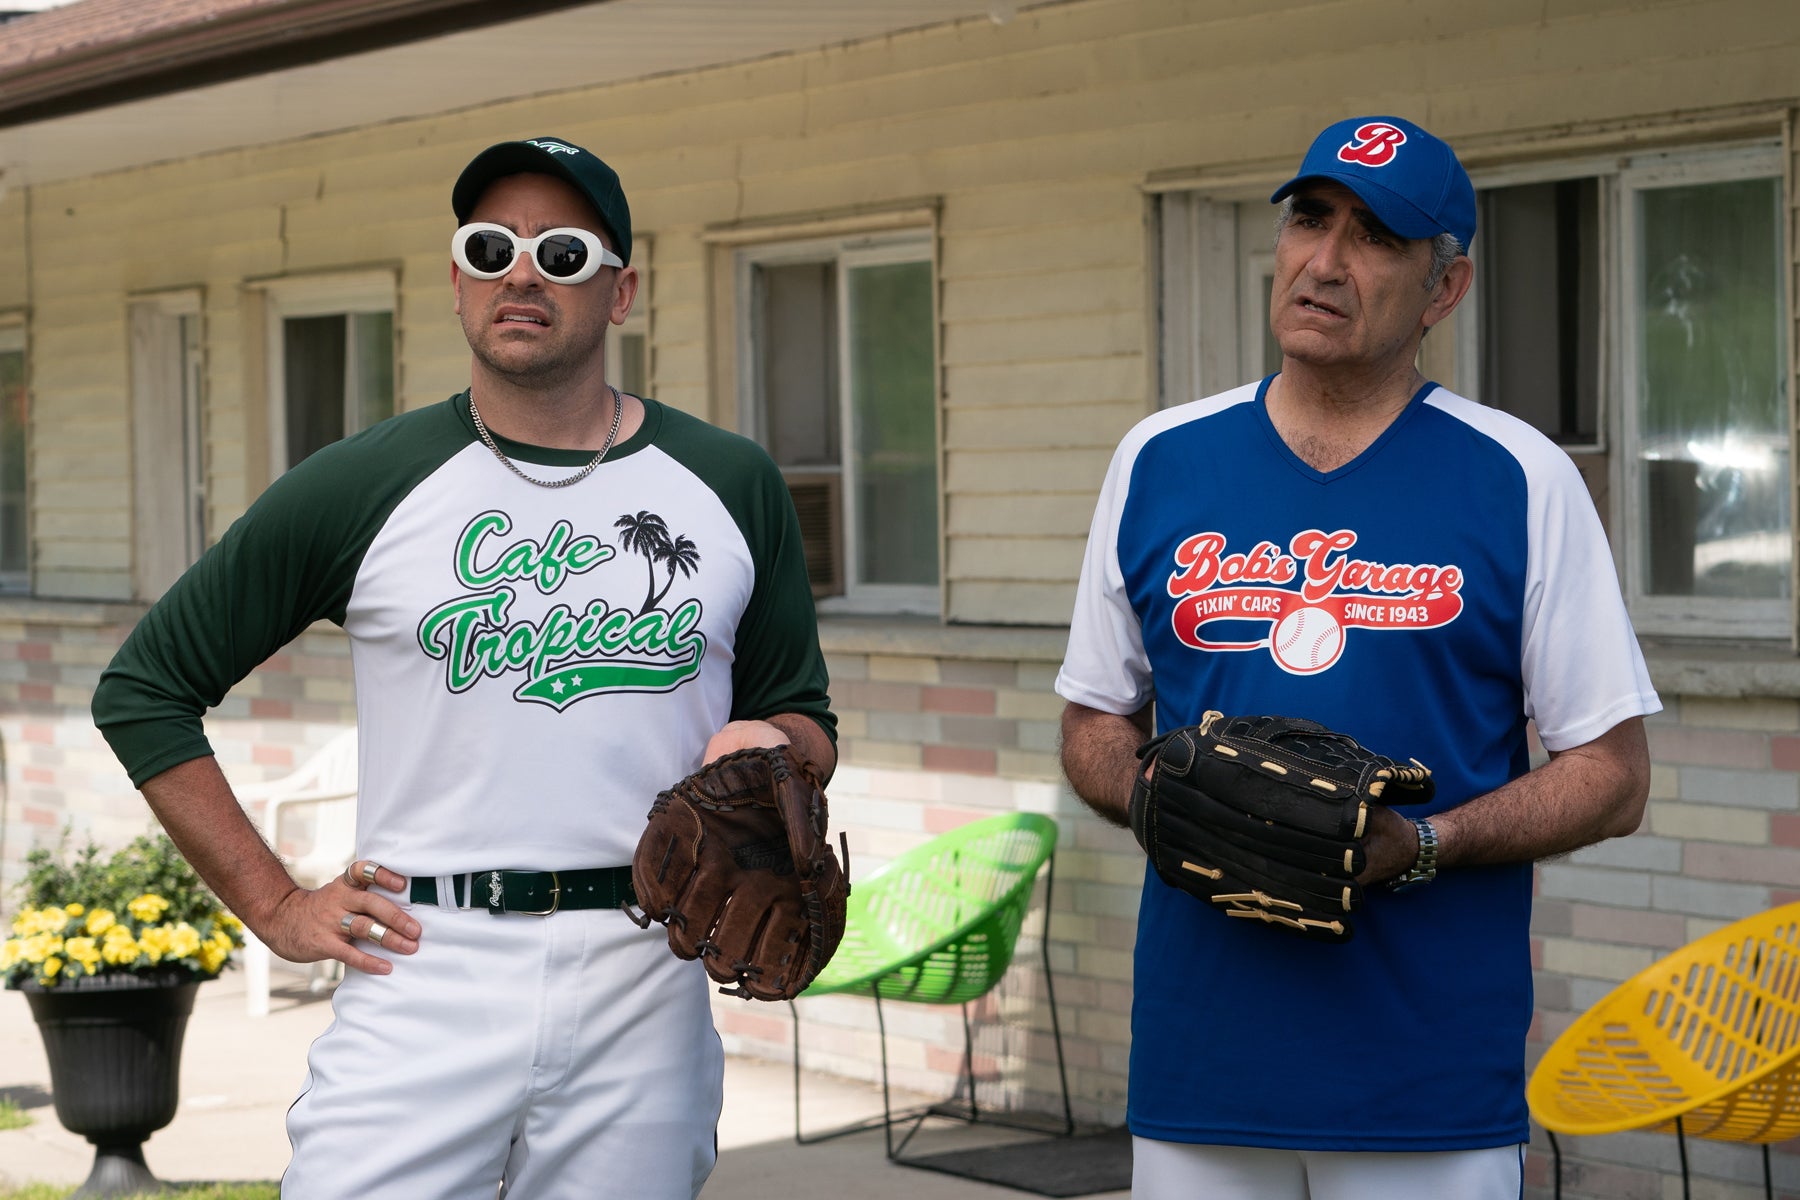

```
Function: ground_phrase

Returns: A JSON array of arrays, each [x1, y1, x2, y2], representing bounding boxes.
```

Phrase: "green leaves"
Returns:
[[18, 830, 220, 927]]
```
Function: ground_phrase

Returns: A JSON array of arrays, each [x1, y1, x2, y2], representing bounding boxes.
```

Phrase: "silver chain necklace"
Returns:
[[467, 385, 623, 489]]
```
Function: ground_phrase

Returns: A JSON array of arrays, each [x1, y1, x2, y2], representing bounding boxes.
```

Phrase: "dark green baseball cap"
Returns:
[[452, 136, 633, 266]]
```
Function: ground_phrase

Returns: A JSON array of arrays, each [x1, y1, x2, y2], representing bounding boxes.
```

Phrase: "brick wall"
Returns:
[[0, 608, 356, 897], [6, 607, 1800, 1196], [1523, 694, 1800, 1200]]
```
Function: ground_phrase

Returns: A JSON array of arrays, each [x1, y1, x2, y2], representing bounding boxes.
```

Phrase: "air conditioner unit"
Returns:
[[781, 469, 843, 599]]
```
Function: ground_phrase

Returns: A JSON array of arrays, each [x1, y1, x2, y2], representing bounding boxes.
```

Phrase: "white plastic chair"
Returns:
[[232, 728, 359, 1016]]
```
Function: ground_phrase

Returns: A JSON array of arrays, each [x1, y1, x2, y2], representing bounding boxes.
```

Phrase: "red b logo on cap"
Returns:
[[1338, 123, 1407, 167]]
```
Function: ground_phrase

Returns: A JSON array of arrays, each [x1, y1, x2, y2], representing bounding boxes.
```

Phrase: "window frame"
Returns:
[[734, 230, 941, 617], [606, 236, 650, 399], [1457, 144, 1788, 637], [1455, 163, 1613, 454], [0, 314, 26, 594], [1612, 141, 1789, 638], [1239, 247, 1279, 385], [128, 288, 206, 601], [259, 271, 397, 479]]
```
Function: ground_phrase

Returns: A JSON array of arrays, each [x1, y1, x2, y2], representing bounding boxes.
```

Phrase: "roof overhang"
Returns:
[[0, 0, 1042, 189], [0, 0, 605, 128]]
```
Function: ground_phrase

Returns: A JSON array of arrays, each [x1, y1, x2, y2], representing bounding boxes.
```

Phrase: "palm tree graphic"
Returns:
[[649, 534, 700, 611], [615, 511, 702, 615]]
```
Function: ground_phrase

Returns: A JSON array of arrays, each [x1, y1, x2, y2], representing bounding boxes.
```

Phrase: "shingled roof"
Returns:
[[0, 0, 595, 127], [0, 0, 278, 74]]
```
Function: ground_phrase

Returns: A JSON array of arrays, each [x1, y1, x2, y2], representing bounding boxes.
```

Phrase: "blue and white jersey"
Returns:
[[1057, 377, 1659, 1150]]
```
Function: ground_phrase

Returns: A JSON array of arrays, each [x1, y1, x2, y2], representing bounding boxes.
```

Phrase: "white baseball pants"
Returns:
[[283, 891, 723, 1199], [1132, 1136, 1525, 1199]]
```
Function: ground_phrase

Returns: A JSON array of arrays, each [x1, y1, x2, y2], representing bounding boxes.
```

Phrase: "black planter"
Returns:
[[20, 968, 200, 1198]]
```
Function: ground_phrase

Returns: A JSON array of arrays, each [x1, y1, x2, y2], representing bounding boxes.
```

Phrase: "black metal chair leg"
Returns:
[[1039, 852, 1074, 1135], [1763, 1142, 1773, 1200], [961, 1001, 978, 1123], [1676, 1115, 1690, 1200], [878, 991, 901, 1159], [794, 995, 928, 1146], [799, 844, 1077, 1164], [1546, 1128, 1561, 1200]]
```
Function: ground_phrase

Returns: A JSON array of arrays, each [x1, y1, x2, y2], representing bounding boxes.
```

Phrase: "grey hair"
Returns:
[[1423, 232, 1464, 290], [1274, 196, 1464, 290]]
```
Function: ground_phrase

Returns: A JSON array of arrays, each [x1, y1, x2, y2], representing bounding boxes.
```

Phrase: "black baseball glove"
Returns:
[[1129, 711, 1433, 943]]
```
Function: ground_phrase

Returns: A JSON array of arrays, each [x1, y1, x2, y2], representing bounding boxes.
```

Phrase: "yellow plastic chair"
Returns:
[[1528, 900, 1800, 1199], [790, 812, 1073, 1159]]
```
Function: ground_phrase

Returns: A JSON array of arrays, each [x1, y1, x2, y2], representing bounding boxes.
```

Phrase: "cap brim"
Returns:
[[1270, 171, 1444, 242]]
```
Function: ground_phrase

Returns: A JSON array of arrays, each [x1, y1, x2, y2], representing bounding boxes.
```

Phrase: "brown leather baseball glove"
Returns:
[[629, 745, 849, 1000]]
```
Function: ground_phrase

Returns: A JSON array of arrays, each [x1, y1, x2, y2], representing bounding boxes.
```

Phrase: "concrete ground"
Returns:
[[0, 968, 1128, 1199]]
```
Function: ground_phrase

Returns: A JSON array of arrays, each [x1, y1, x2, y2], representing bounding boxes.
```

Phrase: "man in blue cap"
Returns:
[[1056, 116, 1658, 1196]]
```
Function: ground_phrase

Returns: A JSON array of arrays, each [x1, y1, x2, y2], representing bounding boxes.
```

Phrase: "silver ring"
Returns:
[[366, 921, 389, 946], [338, 913, 356, 936], [360, 861, 380, 885]]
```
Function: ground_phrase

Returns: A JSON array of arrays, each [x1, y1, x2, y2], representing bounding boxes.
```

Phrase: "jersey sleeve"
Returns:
[[727, 455, 835, 744], [1056, 434, 1154, 715], [1518, 451, 1661, 750], [650, 405, 835, 745], [93, 405, 467, 786]]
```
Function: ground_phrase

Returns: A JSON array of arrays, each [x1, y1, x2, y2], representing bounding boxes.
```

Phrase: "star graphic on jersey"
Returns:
[[572, 674, 583, 686], [551, 679, 565, 695]]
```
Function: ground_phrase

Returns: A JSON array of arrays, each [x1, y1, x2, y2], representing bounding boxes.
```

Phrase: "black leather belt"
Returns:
[[409, 867, 635, 915]]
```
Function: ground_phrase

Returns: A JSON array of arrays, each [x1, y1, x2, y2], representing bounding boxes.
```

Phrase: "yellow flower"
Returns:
[[1, 939, 20, 970], [84, 909, 117, 936], [101, 932, 142, 966], [198, 940, 229, 974], [42, 956, 62, 979], [21, 933, 61, 964], [63, 903, 84, 918], [128, 894, 170, 923], [10, 909, 31, 936], [138, 925, 173, 963], [64, 937, 101, 972], [216, 913, 244, 935], [29, 908, 69, 936], [168, 923, 202, 959]]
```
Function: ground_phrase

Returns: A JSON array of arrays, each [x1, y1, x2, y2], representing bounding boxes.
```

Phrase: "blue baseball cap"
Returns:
[[1271, 116, 1476, 251], [453, 136, 633, 266]]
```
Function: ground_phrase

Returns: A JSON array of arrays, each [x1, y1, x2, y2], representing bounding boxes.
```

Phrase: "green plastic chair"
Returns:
[[790, 811, 1073, 1159]]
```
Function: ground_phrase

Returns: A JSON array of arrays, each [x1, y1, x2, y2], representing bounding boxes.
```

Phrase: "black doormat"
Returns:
[[898, 1127, 1132, 1197]]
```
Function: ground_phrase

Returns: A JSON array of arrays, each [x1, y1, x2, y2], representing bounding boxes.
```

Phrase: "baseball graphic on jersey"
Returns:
[[1272, 605, 1343, 674]]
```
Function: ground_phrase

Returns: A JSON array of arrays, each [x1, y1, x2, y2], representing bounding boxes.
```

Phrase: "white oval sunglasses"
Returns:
[[451, 223, 623, 285]]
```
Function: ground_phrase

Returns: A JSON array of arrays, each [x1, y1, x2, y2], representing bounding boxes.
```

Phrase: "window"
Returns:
[[1456, 145, 1788, 637], [263, 274, 395, 475], [1158, 139, 1791, 638], [607, 313, 649, 398], [0, 320, 24, 592], [739, 235, 940, 614], [1470, 179, 1603, 448], [129, 292, 206, 600], [1619, 152, 1788, 633], [607, 240, 649, 399]]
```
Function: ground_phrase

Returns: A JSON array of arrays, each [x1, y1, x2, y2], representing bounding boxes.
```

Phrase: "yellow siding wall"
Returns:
[[0, 190, 24, 314], [16, 0, 1800, 615]]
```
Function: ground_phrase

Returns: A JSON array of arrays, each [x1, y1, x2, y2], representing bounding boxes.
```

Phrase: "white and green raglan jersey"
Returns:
[[94, 393, 834, 875]]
